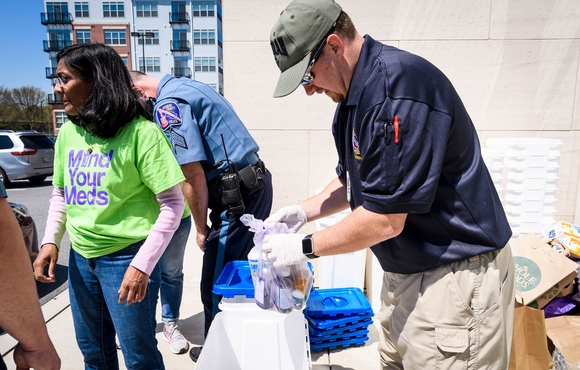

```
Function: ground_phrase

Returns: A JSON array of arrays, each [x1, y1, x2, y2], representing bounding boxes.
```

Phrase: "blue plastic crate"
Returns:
[[309, 329, 369, 345], [305, 311, 374, 331], [305, 287, 373, 318], [308, 318, 372, 338], [212, 260, 254, 298], [309, 334, 369, 352]]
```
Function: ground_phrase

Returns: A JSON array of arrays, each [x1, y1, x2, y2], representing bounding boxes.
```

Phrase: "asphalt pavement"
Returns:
[[5, 177, 69, 305]]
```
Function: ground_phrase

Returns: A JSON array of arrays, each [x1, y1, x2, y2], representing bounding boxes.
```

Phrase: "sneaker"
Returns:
[[163, 324, 189, 354], [189, 346, 203, 363]]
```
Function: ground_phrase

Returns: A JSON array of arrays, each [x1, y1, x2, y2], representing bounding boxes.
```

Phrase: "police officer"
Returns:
[[131, 71, 273, 362]]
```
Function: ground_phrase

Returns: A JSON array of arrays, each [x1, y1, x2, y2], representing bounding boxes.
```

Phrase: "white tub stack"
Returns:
[[483, 138, 561, 241], [480, 147, 505, 198]]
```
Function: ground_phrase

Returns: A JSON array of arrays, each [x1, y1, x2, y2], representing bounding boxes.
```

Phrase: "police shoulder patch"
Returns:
[[156, 102, 182, 131]]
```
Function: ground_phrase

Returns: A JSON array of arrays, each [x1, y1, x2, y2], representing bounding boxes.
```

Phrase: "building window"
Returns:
[[104, 30, 126, 45], [76, 30, 91, 44], [74, 2, 89, 17], [207, 83, 217, 92], [194, 57, 216, 72], [140, 57, 161, 73], [103, 2, 124, 17], [135, 30, 159, 45], [192, 1, 214, 17], [121, 56, 128, 67], [55, 111, 67, 129], [136, 2, 158, 17], [47, 2, 69, 14], [193, 29, 215, 45]]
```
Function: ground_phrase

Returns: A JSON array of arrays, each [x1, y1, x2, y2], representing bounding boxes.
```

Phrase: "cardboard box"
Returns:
[[511, 233, 579, 309], [556, 234, 580, 258], [543, 221, 580, 239]]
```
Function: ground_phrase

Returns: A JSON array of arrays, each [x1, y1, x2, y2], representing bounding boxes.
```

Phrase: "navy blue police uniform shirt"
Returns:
[[333, 35, 512, 274], [154, 75, 260, 182]]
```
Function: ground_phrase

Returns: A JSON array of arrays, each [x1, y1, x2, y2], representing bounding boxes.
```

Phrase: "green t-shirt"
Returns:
[[54, 116, 185, 258]]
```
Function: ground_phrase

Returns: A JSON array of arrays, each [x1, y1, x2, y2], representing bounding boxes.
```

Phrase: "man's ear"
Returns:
[[326, 34, 344, 57], [133, 86, 146, 98]]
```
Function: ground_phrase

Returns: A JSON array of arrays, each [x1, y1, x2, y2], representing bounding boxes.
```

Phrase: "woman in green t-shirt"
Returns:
[[32, 43, 185, 370]]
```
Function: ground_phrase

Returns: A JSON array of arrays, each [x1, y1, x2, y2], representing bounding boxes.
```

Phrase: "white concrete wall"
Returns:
[[221, 0, 580, 226]]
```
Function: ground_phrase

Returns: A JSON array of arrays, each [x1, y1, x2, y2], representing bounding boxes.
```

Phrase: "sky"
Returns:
[[0, 0, 54, 94]]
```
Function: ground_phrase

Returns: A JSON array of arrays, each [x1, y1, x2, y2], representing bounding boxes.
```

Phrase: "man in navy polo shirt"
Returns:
[[263, 0, 515, 369]]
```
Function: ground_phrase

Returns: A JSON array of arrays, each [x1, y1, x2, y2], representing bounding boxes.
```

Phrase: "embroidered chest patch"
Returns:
[[156, 102, 182, 131], [352, 129, 362, 160]]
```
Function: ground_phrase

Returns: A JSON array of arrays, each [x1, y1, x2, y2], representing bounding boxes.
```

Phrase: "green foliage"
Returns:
[[0, 85, 52, 133]]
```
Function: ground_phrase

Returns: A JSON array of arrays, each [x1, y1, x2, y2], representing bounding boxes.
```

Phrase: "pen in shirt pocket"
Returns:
[[383, 116, 400, 144]]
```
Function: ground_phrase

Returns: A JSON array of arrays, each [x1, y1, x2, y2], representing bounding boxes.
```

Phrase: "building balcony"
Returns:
[[169, 12, 189, 24], [47, 94, 63, 105], [172, 67, 192, 78], [170, 40, 191, 52], [43, 39, 74, 52], [40, 12, 73, 25], [45, 67, 57, 79]]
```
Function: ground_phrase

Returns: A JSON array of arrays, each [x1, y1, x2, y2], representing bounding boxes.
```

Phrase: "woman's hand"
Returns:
[[32, 244, 59, 283], [118, 265, 149, 306]]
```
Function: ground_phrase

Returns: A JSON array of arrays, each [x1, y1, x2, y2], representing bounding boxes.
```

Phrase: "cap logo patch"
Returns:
[[156, 102, 182, 131], [270, 36, 289, 58]]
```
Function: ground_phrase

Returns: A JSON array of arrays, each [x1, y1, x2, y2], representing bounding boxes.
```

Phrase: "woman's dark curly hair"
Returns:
[[56, 43, 152, 138]]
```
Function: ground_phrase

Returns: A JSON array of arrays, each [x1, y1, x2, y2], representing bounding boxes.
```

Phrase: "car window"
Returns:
[[0, 136, 14, 149], [20, 135, 54, 149]]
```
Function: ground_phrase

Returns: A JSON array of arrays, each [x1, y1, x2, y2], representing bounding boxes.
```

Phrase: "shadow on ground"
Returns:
[[37, 264, 68, 305]]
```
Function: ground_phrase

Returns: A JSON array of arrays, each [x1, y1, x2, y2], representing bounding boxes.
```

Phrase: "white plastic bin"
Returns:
[[364, 250, 383, 314], [314, 207, 366, 291], [194, 309, 311, 370]]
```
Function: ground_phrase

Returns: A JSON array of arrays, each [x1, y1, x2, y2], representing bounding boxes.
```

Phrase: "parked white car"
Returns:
[[0, 130, 54, 186]]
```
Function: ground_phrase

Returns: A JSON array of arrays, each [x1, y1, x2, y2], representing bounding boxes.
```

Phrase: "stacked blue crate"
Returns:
[[305, 287, 374, 351]]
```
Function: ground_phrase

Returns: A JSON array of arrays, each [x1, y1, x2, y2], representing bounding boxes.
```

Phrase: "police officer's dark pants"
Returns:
[[200, 170, 273, 338]]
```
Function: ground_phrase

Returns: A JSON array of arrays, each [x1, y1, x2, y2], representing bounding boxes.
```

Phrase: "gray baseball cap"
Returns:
[[270, 0, 342, 98]]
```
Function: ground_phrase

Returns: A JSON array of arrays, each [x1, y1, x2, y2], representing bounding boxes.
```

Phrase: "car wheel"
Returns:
[[0, 168, 9, 187], [28, 176, 47, 185]]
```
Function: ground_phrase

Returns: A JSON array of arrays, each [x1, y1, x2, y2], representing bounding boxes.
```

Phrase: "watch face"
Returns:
[[302, 235, 314, 255]]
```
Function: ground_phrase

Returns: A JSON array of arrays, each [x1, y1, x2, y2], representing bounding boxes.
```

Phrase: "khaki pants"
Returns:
[[378, 246, 515, 370]]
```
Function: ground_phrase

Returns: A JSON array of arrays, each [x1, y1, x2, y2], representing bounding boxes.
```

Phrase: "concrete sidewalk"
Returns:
[[1, 236, 381, 369]]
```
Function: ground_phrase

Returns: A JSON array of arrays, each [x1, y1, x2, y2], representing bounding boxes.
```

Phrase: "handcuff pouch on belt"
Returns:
[[211, 160, 265, 215]]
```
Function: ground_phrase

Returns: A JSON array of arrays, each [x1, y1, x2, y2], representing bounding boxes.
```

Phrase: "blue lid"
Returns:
[[305, 287, 373, 318], [309, 334, 369, 352], [308, 318, 372, 338], [306, 312, 374, 330], [310, 329, 369, 345], [212, 260, 254, 298]]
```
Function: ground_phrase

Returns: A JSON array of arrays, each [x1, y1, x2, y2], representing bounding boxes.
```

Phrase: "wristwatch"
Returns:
[[302, 234, 319, 259]]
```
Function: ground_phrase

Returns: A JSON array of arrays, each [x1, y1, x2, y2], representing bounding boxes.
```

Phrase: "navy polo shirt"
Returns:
[[333, 35, 512, 274], [154, 75, 260, 182]]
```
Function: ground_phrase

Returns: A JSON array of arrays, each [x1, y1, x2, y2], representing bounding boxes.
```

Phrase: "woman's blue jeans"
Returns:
[[153, 215, 191, 326], [68, 242, 164, 370]]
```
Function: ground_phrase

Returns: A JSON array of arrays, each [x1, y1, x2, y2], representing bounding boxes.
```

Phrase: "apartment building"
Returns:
[[41, 0, 223, 133]]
